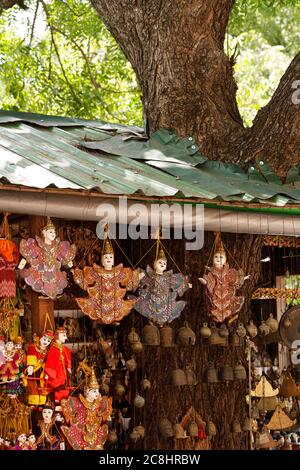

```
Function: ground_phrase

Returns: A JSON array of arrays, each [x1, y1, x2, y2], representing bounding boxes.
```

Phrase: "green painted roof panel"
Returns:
[[0, 110, 299, 206]]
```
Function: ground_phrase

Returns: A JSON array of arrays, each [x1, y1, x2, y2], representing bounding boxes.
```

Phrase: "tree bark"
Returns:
[[0, 0, 27, 12], [91, 0, 299, 175]]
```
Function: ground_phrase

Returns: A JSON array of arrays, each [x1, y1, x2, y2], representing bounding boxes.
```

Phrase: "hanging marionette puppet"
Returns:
[[72, 224, 143, 325], [19, 217, 76, 300], [132, 238, 192, 326], [198, 232, 250, 324], [0, 213, 19, 299]]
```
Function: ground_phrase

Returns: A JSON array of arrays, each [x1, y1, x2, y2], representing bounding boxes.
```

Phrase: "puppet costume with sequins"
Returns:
[[0, 239, 19, 298], [20, 236, 76, 299], [61, 394, 112, 450], [133, 265, 189, 325], [72, 264, 140, 324]]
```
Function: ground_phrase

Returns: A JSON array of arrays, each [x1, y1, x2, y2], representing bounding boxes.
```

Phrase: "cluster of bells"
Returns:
[[199, 313, 279, 346], [204, 362, 247, 383], [158, 417, 216, 439], [127, 322, 196, 349], [106, 425, 146, 445], [101, 375, 151, 446]]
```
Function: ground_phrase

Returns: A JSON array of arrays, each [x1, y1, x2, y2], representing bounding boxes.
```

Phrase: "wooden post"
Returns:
[[28, 216, 55, 336]]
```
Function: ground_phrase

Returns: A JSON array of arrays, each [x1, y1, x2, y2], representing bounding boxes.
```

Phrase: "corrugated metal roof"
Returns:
[[0, 110, 299, 205]]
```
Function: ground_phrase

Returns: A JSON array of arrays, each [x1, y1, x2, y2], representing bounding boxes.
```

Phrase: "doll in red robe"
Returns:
[[44, 327, 72, 403]]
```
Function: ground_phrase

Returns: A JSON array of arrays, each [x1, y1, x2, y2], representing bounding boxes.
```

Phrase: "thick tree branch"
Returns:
[[91, 0, 242, 155], [0, 0, 27, 12], [246, 53, 300, 176]]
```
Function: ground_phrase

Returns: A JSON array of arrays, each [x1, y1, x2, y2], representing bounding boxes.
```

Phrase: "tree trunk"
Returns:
[[91, 0, 300, 175]]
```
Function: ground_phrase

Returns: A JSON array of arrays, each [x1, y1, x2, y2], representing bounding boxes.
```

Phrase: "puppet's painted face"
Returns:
[[85, 387, 100, 402], [154, 259, 167, 274], [5, 341, 14, 351], [17, 433, 27, 444], [213, 252, 227, 268], [57, 331, 68, 344], [42, 408, 54, 423], [43, 228, 56, 243], [101, 253, 114, 269], [40, 335, 52, 349], [28, 435, 36, 444]]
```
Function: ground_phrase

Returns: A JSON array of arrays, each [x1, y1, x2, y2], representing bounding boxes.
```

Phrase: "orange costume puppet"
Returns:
[[24, 330, 54, 405]]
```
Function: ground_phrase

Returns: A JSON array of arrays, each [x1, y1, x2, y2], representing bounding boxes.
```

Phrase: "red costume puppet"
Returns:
[[44, 327, 72, 403]]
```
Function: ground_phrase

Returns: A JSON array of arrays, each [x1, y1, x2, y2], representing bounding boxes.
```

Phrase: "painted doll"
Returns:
[[133, 248, 191, 325], [61, 369, 112, 450], [44, 327, 72, 403], [20, 217, 76, 299], [72, 227, 143, 324], [24, 330, 54, 405], [198, 233, 249, 323]]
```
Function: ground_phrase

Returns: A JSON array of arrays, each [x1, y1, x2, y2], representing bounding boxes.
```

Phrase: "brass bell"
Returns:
[[185, 366, 197, 386], [131, 341, 143, 353], [160, 325, 174, 347], [114, 382, 126, 397], [265, 314, 278, 333], [134, 424, 145, 439], [188, 420, 198, 437], [126, 357, 137, 372], [259, 321, 270, 336], [234, 363, 247, 380], [176, 322, 196, 346], [246, 320, 257, 338], [100, 383, 110, 395], [232, 420, 242, 433], [142, 322, 160, 346], [159, 418, 174, 438], [206, 420, 217, 436], [128, 327, 140, 344], [204, 363, 218, 383], [200, 323, 211, 339], [133, 394, 145, 408], [219, 365, 234, 382], [129, 429, 140, 442], [171, 368, 187, 386], [141, 377, 151, 390], [242, 417, 251, 432]]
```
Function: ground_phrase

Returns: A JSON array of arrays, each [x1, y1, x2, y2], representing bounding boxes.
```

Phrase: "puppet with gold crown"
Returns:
[[72, 225, 143, 325], [198, 232, 249, 323], [19, 217, 76, 299], [132, 242, 191, 326], [60, 367, 112, 450]]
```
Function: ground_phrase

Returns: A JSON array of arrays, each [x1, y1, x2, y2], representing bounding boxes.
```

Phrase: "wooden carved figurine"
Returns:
[[61, 368, 112, 450], [72, 225, 142, 325], [20, 217, 76, 299], [133, 247, 191, 326], [199, 233, 249, 323]]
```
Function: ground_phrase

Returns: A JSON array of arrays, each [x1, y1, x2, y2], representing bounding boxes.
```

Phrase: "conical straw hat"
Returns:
[[267, 405, 296, 431], [251, 375, 279, 397]]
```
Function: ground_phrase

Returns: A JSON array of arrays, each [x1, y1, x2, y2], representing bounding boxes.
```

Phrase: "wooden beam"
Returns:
[[28, 216, 55, 335]]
